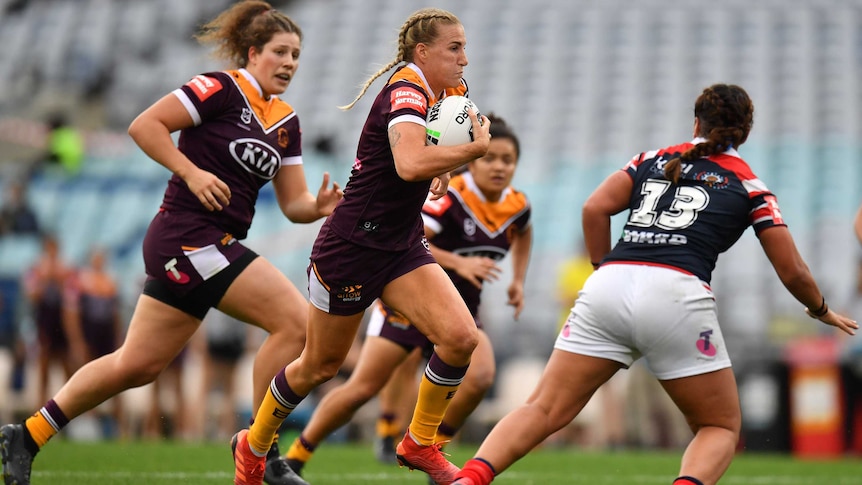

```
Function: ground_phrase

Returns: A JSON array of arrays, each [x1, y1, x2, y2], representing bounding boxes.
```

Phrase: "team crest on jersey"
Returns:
[[241, 108, 252, 124], [695, 171, 729, 189], [463, 218, 476, 237], [229, 138, 280, 179], [277, 127, 289, 148]]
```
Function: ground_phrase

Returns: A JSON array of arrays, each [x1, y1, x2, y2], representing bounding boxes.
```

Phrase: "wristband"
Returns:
[[808, 297, 828, 318]]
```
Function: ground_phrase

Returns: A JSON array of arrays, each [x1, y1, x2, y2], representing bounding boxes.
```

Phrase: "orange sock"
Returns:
[[247, 370, 305, 455], [376, 413, 401, 439], [407, 353, 468, 445], [24, 400, 69, 448], [286, 435, 315, 462], [24, 412, 56, 448]]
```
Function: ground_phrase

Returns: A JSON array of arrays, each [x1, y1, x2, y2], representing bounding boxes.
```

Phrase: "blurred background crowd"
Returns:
[[0, 0, 861, 457]]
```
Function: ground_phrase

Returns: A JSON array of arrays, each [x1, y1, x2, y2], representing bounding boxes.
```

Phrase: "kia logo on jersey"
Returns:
[[229, 138, 280, 179]]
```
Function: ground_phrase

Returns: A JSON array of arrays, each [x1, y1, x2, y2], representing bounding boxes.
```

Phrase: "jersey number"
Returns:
[[629, 180, 709, 230]]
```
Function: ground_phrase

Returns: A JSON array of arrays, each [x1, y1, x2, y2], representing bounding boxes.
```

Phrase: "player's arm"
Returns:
[[582, 170, 632, 266], [272, 166, 342, 223], [507, 224, 533, 320], [128, 93, 231, 211], [390, 111, 490, 181], [758, 225, 857, 335], [423, 225, 500, 289]]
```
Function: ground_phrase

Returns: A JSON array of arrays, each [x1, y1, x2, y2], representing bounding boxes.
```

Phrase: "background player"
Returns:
[[453, 84, 858, 485], [0, 3, 342, 485]]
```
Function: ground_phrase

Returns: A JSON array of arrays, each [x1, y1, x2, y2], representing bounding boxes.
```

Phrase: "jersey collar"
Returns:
[[691, 137, 740, 158]]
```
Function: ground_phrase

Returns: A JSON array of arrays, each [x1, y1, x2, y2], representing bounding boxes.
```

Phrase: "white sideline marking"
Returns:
[[33, 470, 862, 484]]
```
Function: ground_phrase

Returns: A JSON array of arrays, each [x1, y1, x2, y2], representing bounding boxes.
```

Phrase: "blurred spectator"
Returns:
[[142, 348, 192, 441], [555, 241, 594, 330], [194, 310, 249, 442], [69, 247, 125, 438], [0, 180, 40, 236], [552, 241, 627, 450], [0, 279, 27, 424], [23, 234, 84, 407], [43, 112, 85, 176], [623, 362, 691, 449]]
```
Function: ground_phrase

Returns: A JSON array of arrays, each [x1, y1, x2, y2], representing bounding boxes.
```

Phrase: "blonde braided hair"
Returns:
[[339, 8, 460, 110]]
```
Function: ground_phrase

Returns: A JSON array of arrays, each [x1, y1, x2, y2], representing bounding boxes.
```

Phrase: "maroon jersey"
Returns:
[[327, 63, 468, 251], [421, 172, 531, 315], [162, 69, 303, 239]]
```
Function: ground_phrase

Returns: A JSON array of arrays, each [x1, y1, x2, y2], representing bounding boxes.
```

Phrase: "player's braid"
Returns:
[[339, 8, 459, 111], [338, 59, 402, 111], [665, 84, 754, 183]]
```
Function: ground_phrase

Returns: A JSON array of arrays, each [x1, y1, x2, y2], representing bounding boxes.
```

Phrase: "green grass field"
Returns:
[[27, 439, 862, 484]]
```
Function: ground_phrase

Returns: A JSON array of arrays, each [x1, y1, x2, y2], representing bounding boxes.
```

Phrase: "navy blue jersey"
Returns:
[[603, 139, 785, 283], [162, 69, 303, 239], [422, 172, 531, 315], [327, 63, 468, 251]]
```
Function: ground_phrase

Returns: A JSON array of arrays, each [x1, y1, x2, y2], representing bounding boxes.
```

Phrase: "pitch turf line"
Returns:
[[31, 470, 862, 484]]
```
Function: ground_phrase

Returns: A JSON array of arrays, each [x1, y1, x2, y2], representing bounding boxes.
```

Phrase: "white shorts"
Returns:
[[366, 302, 386, 337], [554, 263, 731, 380]]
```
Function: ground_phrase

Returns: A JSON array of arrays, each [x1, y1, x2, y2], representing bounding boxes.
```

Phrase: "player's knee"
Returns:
[[469, 366, 495, 394], [306, 361, 343, 386], [438, 324, 478, 358], [121, 360, 165, 387], [689, 416, 741, 440], [348, 382, 380, 404]]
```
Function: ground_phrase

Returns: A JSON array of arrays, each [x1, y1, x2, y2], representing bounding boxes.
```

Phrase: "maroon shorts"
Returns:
[[366, 301, 483, 358], [141, 210, 257, 319], [308, 223, 436, 316]]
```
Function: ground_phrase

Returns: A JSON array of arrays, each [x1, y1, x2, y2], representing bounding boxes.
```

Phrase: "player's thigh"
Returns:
[[527, 349, 623, 427], [218, 256, 307, 335], [659, 368, 740, 433], [381, 263, 476, 348], [117, 295, 200, 371]]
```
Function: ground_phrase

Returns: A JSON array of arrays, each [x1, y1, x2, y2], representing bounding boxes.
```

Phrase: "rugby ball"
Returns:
[[425, 95, 481, 146]]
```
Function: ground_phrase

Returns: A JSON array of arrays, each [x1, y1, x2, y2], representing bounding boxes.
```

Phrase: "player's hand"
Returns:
[[429, 172, 451, 200], [507, 280, 524, 320], [468, 111, 491, 158], [185, 167, 231, 211], [456, 255, 501, 289], [316, 172, 343, 216], [809, 308, 858, 336]]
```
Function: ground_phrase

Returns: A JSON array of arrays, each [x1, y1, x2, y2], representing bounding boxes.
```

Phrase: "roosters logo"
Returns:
[[695, 171, 729, 189], [229, 138, 280, 180]]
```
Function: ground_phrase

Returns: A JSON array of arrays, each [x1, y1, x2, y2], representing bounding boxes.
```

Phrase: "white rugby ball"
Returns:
[[425, 95, 481, 146]]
